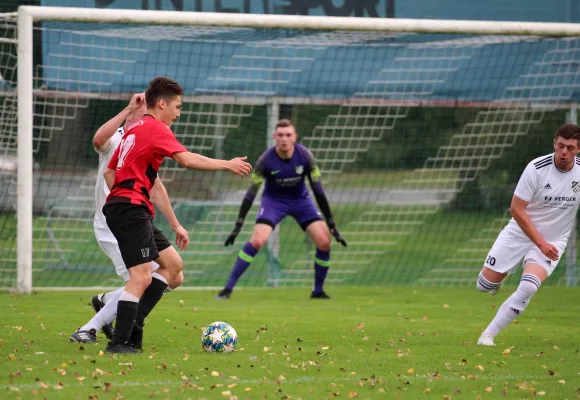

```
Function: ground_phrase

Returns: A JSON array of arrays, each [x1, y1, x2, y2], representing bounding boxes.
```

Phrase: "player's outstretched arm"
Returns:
[[510, 195, 558, 260], [172, 152, 252, 177], [150, 177, 189, 251], [92, 93, 145, 152]]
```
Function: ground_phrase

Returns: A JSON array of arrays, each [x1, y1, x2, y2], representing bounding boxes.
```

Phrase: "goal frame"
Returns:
[[16, 5, 580, 293]]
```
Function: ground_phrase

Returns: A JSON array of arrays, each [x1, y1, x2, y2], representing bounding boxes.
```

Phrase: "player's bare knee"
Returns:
[[131, 273, 152, 293], [157, 247, 183, 277], [250, 237, 267, 250], [169, 271, 184, 290], [171, 257, 184, 275], [316, 236, 331, 252]]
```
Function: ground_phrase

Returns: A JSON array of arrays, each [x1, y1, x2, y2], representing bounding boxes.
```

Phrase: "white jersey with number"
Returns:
[[503, 153, 580, 244], [94, 127, 124, 229], [92, 126, 160, 281]]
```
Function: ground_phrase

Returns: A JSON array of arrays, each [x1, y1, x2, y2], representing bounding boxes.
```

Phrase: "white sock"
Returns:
[[152, 271, 168, 285], [102, 287, 124, 304], [483, 273, 541, 338], [81, 289, 124, 332], [119, 290, 140, 303], [476, 272, 501, 292]]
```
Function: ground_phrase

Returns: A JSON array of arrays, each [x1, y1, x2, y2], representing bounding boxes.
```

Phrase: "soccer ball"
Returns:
[[201, 321, 238, 353]]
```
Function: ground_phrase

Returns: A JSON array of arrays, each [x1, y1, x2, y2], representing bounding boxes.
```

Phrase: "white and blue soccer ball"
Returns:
[[201, 321, 238, 353]]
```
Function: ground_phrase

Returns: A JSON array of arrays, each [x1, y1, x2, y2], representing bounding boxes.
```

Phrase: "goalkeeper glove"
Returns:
[[327, 218, 347, 247], [224, 219, 244, 246]]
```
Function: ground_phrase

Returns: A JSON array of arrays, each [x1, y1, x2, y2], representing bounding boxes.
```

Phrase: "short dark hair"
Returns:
[[275, 119, 294, 129], [555, 123, 580, 142], [145, 77, 184, 109]]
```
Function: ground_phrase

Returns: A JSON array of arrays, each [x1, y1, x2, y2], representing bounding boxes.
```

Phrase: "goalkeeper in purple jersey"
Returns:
[[215, 119, 347, 300]]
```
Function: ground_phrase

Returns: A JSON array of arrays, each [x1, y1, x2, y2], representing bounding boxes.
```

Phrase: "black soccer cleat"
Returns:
[[310, 291, 332, 300], [104, 342, 139, 354], [214, 288, 232, 300], [90, 294, 114, 340], [129, 325, 144, 351], [69, 329, 97, 344]]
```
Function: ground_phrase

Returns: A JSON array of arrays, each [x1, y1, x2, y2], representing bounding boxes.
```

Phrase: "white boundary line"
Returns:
[[3, 373, 573, 391]]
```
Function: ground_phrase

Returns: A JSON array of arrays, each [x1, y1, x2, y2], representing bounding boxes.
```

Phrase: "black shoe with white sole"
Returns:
[[69, 329, 97, 344]]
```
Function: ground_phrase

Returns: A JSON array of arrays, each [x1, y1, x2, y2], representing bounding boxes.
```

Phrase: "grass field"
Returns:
[[1, 287, 579, 399]]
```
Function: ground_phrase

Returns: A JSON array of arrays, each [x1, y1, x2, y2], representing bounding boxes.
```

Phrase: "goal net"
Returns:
[[4, 7, 580, 291]]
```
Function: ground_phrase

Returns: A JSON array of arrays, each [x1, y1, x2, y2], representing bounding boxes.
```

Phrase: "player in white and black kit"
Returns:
[[70, 93, 185, 344], [476, 124, 580, 346]]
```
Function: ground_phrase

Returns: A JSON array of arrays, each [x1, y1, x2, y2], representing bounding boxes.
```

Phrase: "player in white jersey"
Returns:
[[476, 124, 580, 346], [70, 93, 186, 344]]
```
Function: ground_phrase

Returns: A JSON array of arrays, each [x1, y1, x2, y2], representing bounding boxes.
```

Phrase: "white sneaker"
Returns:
[[477, 333, 495, 346]]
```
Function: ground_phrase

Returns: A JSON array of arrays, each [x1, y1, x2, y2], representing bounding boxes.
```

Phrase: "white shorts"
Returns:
[[484, 229, 566, 276], [94, 225, 159, 282]]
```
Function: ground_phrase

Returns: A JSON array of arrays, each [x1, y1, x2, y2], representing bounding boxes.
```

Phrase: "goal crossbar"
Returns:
[[15, 6, 580, 293], [19, 6, 580, 36]]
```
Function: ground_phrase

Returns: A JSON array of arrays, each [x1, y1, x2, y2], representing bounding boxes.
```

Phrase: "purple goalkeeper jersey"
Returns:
[[252, 144, 318, 201]]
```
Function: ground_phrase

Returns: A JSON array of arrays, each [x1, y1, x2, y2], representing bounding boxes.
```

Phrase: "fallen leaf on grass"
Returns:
[[475, 365, 484, 371], [502, 348, 511, 356], [211, 371, 220, 377], [348, 392, 359, 398], [485, 386, 492, 393]]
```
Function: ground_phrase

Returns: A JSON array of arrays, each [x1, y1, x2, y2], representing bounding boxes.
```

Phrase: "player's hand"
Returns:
[[224, 222, 243, 246], [327, 219, 347, 247], [128, 92, 145, 111], [538, 241, 558, 261], [226, 157, 252, 177], [172, 224, 189, 251]]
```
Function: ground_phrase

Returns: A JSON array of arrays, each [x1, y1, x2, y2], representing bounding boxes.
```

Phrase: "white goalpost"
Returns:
[[11, 6, 580, 293]]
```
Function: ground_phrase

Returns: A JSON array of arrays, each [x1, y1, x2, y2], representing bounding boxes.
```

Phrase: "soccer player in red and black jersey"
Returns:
[[102, 77, 252, 353]]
